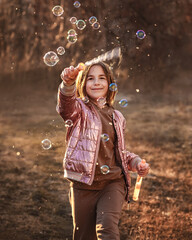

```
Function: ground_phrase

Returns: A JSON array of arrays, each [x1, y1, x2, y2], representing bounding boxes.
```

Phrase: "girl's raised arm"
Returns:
[[56, 64, 84, 125]]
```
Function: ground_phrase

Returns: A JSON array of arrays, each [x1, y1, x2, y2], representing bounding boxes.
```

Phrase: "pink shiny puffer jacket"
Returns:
[[56, 83, 141, 201]]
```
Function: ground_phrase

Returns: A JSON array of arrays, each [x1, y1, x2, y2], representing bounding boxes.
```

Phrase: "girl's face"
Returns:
[[85, 65, 109, 103]]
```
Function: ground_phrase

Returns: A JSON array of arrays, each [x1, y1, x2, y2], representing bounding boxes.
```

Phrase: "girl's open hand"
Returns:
[[137, 159, 150, 177], [60, 63, 85, 86]]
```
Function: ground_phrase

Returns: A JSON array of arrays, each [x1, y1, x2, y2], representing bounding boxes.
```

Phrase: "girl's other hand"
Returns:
[[60, 63, 85, 86], [137, 159, 150, 177]]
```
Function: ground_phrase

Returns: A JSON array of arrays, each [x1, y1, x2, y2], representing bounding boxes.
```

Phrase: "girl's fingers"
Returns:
[[61, 64, 83, 83], [138, 162, 150, 177], [139, 163, 149, 170], [140, 167, 149, 172], [64, 69, 72, 79], [139, 169, 150, 174], [61, 69, 67, 80], [63, 68, 68, 77], [70, 66, 75, 71], [66, 68, 70, 76]]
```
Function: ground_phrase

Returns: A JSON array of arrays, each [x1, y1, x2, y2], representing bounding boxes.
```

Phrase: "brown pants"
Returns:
[[69, 179, 126, 240]]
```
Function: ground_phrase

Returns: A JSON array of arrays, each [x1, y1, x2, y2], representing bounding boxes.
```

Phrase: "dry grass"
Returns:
[[0, 84, 191, 239]]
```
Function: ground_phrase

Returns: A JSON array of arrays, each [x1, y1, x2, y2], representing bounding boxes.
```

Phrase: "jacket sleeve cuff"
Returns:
[[59, 82, 76, 96]]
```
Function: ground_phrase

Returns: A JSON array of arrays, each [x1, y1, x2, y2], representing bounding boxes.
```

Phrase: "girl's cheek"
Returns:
[[85, 82, 90, 94], [85, 82, 88, 90]]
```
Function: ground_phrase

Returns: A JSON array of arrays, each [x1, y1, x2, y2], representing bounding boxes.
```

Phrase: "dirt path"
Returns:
[[0, 84, 191, 239]]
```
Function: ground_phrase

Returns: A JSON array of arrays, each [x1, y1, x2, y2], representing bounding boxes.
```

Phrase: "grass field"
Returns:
[[0, 81, 191, 240]]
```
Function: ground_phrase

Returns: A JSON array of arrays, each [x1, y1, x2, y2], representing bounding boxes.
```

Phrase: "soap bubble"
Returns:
[[92, 22, 100, 30], [74, 1, 81, 8], [82, 96, 89, 103], [67, 35, 78, 44], [97, 97, 106, 108], [41, 139, 52, 150], [43, 51, 59, 67], [136, 30, 146, 39], [70, 17, 77, 24], [101, 133, 109, 142], [65, 119, 73, 127], [109, 83, 118, 91], [57, 46, 65, 55], [89, 16, 97, 25], [76, 20, 86, 30], [52, 6, 64, 16], [68, 29, 77, 36], [100, 165, 110, 174], [119, 99, 128, 107]]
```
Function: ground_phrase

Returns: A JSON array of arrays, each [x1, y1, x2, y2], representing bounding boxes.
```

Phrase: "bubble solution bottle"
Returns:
[[133, 159, 146, 201]]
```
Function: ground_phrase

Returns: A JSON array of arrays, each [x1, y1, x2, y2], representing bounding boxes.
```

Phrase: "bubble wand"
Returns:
[[85, 47, 122, 66], [133, 159, 146, 201], [74, 47, 122, 78]]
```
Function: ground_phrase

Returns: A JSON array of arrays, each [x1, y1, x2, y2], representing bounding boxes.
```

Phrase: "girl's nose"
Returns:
[[94, 77, 100, 84]]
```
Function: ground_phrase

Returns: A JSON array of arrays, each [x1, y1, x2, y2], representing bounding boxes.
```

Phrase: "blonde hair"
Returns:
[[76, 62, 117, 106]]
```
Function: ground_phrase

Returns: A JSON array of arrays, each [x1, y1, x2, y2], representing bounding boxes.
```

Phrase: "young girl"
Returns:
[[56, 62, 150, 240]]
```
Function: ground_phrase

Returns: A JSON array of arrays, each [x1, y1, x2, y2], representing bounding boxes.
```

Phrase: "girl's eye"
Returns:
[[87, 77, 93, 81]]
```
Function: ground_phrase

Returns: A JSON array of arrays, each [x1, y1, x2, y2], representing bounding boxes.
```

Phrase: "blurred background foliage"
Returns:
[[0, 0, 191, 92]]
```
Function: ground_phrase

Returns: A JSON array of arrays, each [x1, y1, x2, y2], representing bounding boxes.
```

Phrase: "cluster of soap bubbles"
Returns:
[[49, 6, 100, 55], [49, 4, 146, 68], [69, 15, 99, 33], [43, 46, 66, 66], [67, 17, 86, 44], [43, 6, 67, 67], [88, 16, 100, 30], [42, 139, 52, 150]]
